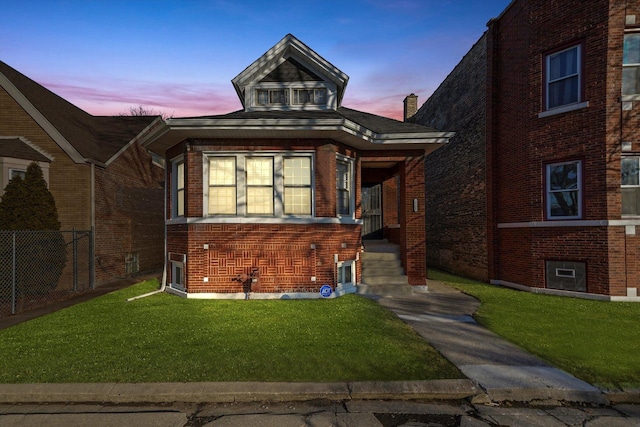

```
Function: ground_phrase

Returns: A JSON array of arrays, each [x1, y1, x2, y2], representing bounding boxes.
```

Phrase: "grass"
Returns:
[[429, 270, 640, 390], [0, 280, 462, 383]]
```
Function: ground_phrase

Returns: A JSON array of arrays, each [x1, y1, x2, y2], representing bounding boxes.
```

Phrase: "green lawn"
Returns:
[[429, 270, 640, 390], [0, 280, 462, 383]]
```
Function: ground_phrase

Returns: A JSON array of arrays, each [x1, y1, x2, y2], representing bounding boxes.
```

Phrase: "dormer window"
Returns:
[[257, 89, 288, 106], [253, 86, 329, 109], [293, 88, 327, 105]]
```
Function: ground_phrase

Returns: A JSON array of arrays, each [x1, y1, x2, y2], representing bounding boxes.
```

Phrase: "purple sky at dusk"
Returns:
[[2, 1, 512, 121]]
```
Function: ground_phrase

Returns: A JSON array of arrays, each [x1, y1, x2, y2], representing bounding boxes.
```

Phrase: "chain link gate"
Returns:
[[0, 229, 94, 318]]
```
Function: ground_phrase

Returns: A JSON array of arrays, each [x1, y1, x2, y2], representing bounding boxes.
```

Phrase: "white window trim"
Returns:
[[546, 160, 582, 220], [171, 155, 185, 218], [544, 44, 583, 112], [337, 260, 355, 286], [8, 168, 26, 181], [336, 154, 356, 219], [203, 151, 315, 218]]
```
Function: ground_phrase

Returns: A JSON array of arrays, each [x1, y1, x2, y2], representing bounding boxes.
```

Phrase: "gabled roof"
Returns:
[[231, 34, 349, 108], [0, 136, 53, 162], [141, 107, 454, 156], [0, 61, 161, 166]]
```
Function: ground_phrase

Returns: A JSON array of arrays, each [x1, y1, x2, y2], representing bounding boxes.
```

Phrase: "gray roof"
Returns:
[[0, 138, 52, 162], [184, 106, 443, 134], [0, 61, 158, 165]]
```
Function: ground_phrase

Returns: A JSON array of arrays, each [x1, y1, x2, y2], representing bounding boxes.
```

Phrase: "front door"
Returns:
[[362, 184, 383, 239]]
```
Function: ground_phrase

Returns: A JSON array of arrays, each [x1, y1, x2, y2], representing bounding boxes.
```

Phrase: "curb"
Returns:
[[0, 380, 477, 404], [604, 389, 640, 404]]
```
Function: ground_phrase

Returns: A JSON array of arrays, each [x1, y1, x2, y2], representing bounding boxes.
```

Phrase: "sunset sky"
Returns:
[[1, 0, 511, 120]]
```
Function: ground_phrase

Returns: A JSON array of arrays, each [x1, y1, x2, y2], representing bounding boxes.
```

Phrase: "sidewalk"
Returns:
[[374, 280, 619, 405], [0, 276, 637, 406]]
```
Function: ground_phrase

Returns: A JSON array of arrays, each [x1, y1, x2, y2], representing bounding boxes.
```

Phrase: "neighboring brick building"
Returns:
[[0, 61, 165, 284], [141, 34, 452, 298], [412, 0, 640, 300]]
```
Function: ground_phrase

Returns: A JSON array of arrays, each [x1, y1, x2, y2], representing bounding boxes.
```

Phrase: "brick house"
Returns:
[[141, 34, 452, 298], [411, 0, 640, 300], [0, 61, 165, 284]]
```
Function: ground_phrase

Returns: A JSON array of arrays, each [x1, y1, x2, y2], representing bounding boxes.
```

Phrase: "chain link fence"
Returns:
[[0, 230, 94, 318]]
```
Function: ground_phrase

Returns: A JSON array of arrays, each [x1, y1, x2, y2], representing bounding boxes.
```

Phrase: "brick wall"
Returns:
[[486, 0, 638, 296], [165, 139, 364, 293], [411, 35, 489, 281], [94, 143, 164, 283], [0, 86, 92, 231], [173, 223, 360, 293]]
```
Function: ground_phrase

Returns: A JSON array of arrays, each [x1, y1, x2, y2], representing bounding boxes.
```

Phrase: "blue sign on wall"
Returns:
[[320, 284, 333, 298]]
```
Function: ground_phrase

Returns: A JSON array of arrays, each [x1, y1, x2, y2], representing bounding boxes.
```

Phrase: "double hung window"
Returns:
[[545, 44, 582, 110], [206, 153, 313, 217], [546, 160, 582, 219], [208, 157, 236, 215], [336, 157, 353, 217], [173, 159, 185, 217], [623, 34, 640, 95], [622, 156, 640, 215], [283, 157, 312, 215]]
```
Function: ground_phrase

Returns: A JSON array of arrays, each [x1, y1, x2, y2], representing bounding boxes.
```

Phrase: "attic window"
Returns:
[[293, 88, 327, 105], [257, 89, 288, 105]]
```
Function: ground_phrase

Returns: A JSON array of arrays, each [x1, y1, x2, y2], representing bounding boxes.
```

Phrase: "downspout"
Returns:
[[127, 160, 168, 301]]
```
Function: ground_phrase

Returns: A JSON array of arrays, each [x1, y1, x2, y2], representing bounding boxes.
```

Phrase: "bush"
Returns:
[[0, 163, 66, 296]]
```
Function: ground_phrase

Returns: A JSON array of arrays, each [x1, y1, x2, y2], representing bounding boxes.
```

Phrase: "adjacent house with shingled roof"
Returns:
[[0, 60, 165, 284]]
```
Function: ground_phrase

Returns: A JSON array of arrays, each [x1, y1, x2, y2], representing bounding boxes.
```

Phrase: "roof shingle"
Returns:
[[0, 61, 157, 164]]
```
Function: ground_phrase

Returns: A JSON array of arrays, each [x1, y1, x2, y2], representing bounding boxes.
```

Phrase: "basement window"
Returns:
[[337, 261, 354, 285], [546, 261, 586, 292]]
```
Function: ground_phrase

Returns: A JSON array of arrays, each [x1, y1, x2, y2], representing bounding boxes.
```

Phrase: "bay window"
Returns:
[[206, 153, 313, 217]]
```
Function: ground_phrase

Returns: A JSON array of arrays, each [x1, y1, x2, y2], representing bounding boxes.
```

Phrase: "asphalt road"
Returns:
[[1, 399, 640, 426]]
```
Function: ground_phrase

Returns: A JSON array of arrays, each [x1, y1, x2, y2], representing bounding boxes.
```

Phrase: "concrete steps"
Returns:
[[357, 240, 418, 296]]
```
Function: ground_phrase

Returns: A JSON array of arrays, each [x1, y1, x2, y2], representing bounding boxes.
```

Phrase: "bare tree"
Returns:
[[119, 105, 172, 119]]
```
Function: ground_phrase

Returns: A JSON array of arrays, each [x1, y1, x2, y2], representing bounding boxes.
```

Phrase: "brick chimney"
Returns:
[[403, 93, 418, 121]]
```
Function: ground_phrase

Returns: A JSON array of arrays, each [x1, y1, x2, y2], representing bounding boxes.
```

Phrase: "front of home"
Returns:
[[141, 34, 452, 298]]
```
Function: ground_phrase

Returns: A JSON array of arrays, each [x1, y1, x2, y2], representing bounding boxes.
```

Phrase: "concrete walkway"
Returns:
[[374, 280, 615, 405]]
